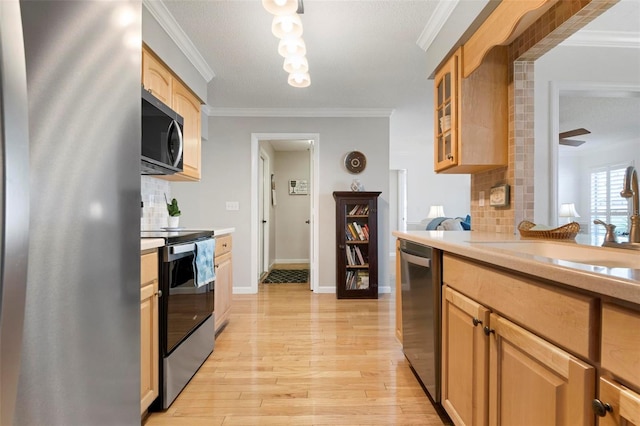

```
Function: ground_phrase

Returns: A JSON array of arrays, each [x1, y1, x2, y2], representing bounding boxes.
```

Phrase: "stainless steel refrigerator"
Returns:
[[1, 1, 141, 424]]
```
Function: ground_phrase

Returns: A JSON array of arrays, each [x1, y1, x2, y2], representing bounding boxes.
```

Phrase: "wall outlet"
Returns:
[[479, 191, 485, 207], [226, 201, 239, 211]]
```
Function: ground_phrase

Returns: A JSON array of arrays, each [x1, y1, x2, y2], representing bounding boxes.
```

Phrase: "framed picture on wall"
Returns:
[[289, 179, 308, 195], [490, 184, 510, 207]]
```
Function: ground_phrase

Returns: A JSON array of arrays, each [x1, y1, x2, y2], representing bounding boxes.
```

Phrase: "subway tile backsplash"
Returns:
[[141, 176, 171, 230]]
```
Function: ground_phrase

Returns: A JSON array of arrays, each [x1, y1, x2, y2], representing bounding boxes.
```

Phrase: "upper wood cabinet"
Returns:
[[141, 45, 202, 181], [171, 79, 201, 181], [433, 46, 508, 174], [142, 49, 172, 106]]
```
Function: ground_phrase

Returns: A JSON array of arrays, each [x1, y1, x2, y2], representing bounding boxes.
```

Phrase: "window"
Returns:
[[590, 165, 630, 241]]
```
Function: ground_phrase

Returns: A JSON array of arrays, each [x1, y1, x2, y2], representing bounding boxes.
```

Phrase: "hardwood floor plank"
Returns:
[[144, 283, 450, 425]]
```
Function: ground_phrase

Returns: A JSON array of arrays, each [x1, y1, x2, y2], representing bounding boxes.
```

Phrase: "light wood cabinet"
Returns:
[[596, 303, 640, 425], [596, 377, 640, 426], [395, 239, 402, 343], [488, 313, 594, 426], [140, 251, 159, 414], [170, 79, 201, 181], [441, 254, 599, 426], [433, 46, 508, 174], [214, 235, 233, 334], [442, 286, 490, 426], [142, 48, 172, 106], [141, 45, 202, 181]]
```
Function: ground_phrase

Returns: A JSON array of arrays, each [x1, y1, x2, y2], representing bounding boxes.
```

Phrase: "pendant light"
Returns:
[[278, 36, 306, 58], [272, 14, 303, 39], [262, 0, 298, 15], [288, 72, 310, 88], [283, 55, 308, 74]]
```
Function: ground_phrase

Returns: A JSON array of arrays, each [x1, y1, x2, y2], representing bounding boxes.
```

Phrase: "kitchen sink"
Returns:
[[471, 240, 640, 269]]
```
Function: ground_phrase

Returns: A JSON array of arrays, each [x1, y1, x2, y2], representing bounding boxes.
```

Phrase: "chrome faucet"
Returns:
[[621, 166, 639, 243]]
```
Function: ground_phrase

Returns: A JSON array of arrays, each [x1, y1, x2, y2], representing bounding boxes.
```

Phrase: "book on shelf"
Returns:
[[348, 204, 370, 216], [353, 222, 366, 240], [354, 245, 365, 265], [347, 223, 359, 240], [356, 271, 369, 289]]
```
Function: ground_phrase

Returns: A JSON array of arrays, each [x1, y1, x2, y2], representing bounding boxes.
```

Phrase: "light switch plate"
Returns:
[[479, 191, 485, 207], [226, 201, 239, 211]]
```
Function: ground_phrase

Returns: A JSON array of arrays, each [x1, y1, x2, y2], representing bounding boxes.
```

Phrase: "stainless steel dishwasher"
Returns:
[[400, 240, 442, 402]]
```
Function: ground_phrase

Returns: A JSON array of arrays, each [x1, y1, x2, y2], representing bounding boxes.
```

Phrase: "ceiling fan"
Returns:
[[559, 128, 590, 147]]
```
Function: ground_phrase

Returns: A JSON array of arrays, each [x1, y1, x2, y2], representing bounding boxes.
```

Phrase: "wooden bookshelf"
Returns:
[[333, 191, 381, 299]]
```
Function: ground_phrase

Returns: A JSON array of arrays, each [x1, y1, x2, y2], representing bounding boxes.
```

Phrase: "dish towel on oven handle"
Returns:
[[193, 238, 216, 288]]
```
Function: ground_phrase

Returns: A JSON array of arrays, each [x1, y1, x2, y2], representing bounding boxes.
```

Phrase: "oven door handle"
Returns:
[[171, 243, 195, 255]]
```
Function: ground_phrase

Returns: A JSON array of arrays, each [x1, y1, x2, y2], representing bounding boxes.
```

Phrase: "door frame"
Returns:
[[258, 149, 270, 278], [250, 133, 320, 293]]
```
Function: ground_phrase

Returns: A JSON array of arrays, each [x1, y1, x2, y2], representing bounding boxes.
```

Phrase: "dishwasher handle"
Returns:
[[401, 250, 431, 268]]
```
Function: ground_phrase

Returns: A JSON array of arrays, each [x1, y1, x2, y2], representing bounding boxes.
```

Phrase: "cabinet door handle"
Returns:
[[472, 318, 482, 327], [592, 399, 612, 417], [483, 326, 495, 336], [447, 154, 454, 160]]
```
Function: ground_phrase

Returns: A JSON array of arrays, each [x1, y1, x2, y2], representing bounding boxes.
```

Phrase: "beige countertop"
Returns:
[[393, 230, 640, 306], [141, 238, 164, 251], [140, 227, 235, 252]]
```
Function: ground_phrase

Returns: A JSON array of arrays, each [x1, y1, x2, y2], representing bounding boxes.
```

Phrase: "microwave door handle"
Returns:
[[168, 119, 183, 168]]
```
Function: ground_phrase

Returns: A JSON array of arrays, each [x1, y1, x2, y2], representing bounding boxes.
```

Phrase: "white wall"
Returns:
[[171, 116, 390, 293], [534, 45, 640, 224], [275, 151, 310, 263], [389, 94, 471, 231]]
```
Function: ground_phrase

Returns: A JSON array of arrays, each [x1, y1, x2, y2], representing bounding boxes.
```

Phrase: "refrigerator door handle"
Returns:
[[0, 1, 31, 425]]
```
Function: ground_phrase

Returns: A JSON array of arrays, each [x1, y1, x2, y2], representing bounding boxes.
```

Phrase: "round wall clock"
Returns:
[[344, 151, 366, 174]]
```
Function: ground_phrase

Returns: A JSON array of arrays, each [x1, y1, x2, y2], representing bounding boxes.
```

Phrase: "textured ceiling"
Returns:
[[162, 0, 438, 110]]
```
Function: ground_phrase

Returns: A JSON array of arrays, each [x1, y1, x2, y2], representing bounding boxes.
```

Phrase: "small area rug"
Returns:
[[262, 269, 309, 283]]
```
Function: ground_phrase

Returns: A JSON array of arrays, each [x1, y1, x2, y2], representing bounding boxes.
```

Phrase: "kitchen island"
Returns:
[[393, 230, 640, 426]]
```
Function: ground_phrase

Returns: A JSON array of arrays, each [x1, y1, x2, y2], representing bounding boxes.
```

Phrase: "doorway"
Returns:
[[251, 133, 319, 293]]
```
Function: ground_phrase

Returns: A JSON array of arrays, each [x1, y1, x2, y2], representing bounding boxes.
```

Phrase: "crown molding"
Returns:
[[561, 30, 640, 49], [416, 0, 459, 51], [143, 0, 215, 82], [205, 107, 395, 118]]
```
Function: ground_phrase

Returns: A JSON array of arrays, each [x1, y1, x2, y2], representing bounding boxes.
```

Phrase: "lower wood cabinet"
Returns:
[[214, 235, 233, 334], [442, 286, 595, 426], [140, 250, 159, 414], [596, 376, 640, 426], [488, 312, 594, 426], [442, 286, 490, 426]]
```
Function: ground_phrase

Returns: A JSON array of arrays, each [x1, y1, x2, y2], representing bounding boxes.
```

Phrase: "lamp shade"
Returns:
[[278, 36, 306, 57], [288, 72, 310, 88], [427, 205, 445, 218], [283, 55, 309, 74], [272, 14, 303, 39], [559, 203, 580, 218], [262, 0, 298, 15]]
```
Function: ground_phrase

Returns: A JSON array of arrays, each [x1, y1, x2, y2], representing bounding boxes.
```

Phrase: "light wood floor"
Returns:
[[144, 283, 451, 425]]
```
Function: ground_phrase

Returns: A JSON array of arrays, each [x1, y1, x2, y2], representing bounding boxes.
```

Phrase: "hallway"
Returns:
[[144, 284, 450, 425]]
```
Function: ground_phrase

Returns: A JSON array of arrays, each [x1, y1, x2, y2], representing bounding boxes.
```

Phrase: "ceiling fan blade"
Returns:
[[559, 139, 586, 147], [559, 128, 591, 139]]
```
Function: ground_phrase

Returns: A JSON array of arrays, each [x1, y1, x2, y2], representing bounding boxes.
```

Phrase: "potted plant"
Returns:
[[166, 196, 181, 228]]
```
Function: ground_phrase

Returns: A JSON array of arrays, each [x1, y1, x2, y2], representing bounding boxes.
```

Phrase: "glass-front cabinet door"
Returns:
[[434, 48, 460, 172]]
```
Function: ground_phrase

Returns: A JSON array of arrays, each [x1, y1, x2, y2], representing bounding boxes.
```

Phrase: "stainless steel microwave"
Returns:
[[141, 88, 184, 175]]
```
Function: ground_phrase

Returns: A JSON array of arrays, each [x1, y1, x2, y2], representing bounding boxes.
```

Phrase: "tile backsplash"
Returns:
[[469, 0, 615, 234], [141, 176, 171, 230]]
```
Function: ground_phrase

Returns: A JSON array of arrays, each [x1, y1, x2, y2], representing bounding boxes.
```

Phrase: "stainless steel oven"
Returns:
[[142, 230, 215, 410]]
